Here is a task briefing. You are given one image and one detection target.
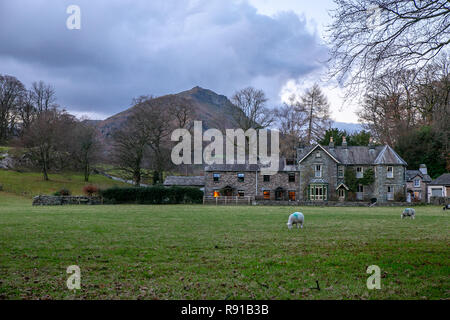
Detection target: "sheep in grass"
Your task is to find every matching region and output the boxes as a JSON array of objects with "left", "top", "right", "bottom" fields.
[
  {"left": 401, "top": 208, "right": 416, "bottom": 219},
  {"left": 287, "top": 212, "right": 304, "bottom": 230}
]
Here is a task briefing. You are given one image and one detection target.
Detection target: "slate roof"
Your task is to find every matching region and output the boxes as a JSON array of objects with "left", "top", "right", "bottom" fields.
[
  {"left": 205, "top": 159, "right": 298, "bottom": 172},
  {"left": 406, "top": 170, "right": 432, "bottom": 182},
  {"left": 298, "top": 144, "right": 407, "bottom": 166},
  {"left": 163, "top": 176, "right": 205, "bottom": 187},
  {"left": 429, "top": 173, "right": 450, "bottom": 186}
]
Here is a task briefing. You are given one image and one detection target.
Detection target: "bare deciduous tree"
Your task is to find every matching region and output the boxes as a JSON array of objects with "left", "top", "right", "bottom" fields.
[
  {"left": 274, "top": 96, "right": 308, "bottom": 158},
  {"left": 0, "top": 75, "right": 25, "bottom": 143},
  {"left": 31, "top": 81, "right": 58, "bottom": 113},
  {"left": 231, "top": 87, "right": 274, "bottom": 131},
  {"left": 20, "top": 109, "right": 76, "bottom": 181},
  {"left": 71, "top": 121, "right": 102, "bottom": 182},
  {"left": 327, "top": 0, "right": 450, "bottom": 91},
  {"left": 112, "top": 113, "right": 150, "bottom": 187}
]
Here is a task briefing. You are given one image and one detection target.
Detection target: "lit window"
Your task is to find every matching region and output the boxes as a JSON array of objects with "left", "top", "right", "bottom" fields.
[
  {"left": 387, "top": 166, "right": 394, "bottom": 178},
  {"left": 263, "top": 190, "right": 270, "bottom": 200},
  {"left": 237, "top": 173, "right": 245, "bottom": 182},
  {"left": 213, "top": 173, "right": 220, "bottom": 182},
  {"left": 315, "top": 165, "right": 322, "bottom": 178},
  {"left": 414, "top": 179, "right": 420, "bottom": 187},
  {"left": 213, "top": 190, "right": 220, "bottom": 198},
  {"left": 288, "top": 191, "right": 296, "bottom": 201},
  {"left": 288, "top": 173, "right": 295, "bottom": 182},
  {"left": 356, "top": 167, "right": 363, "bottom": 179}
]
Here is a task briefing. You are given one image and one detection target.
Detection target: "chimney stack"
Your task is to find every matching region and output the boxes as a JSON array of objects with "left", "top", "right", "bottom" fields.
[
  {"left": 368, "top": 137, "right": 375, "bottom": 149},
  {"left": 419, "top": 164, "right": 428, "bottom": 175},
  {"left": 329, "top": 136, "right": 334, "bottom": 149},
  {"left": 342, "top": 136, "right": 348, "bottom": 148}
]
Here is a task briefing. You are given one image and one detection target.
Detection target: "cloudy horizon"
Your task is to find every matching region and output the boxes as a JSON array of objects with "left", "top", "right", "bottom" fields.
[{"left": 0, "top": 0, "right": 360, "bottom": 123}]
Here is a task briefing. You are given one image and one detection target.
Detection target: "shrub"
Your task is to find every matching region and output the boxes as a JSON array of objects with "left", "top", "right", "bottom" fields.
[
  {"left": 99, "top": 186, "right": 203, "bottom": 204},
  {"left": 83, "top": 185, "right": 99, "bottom": 196},
  {"left": 53, "top": 188, "right": 71, "bottom": 196},
  {"left": 394, "top": 190, "right": 406, "bottom": 202}
]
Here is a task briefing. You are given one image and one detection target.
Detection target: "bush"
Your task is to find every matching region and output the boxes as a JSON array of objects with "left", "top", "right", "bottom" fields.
[
  {"left": 394, "top": 190, "right": 406, "bottom": 202},
  {"left": 99, "top": 186, "right": 204, "bottom": 204},
  {"left": 83, "top": 185, "right": 99, "bottom": 196},
  {"left": 53, "top": 188, "right": 71, "bottom": 196}
]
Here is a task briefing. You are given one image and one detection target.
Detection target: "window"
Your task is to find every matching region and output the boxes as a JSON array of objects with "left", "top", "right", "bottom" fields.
[
  {"left": 288, "top": 191, "right": 296, "bottom": 201},
  {"left": 387, "top": 186, "right": 394, "bottom": 200},
  {"left": 338, "top": 166, "right": 344, "bottom": 178},
  {"left": 213, "top": 173, "right": 220, "bottom": 182},
  {"left": 238, "top": 190, "right": 245, "bottom": 197},
  {"left": 431, "top": 188, "right": 443, "bottom": 197},
  {"left": 414, "top": 179, "right": 420, "bottom": 187},
  {"left": 315, "top": 165, "right": 322, "bottom": 178},
  {"left": 286, "top": 159, "right": 295, "bottom": 165},
  {"left": 288, "top": 173, "right": 295, "bottom": 182},
  {"left": 263, "top": 175, "right": 270, "bottom": 182},
  {"left": 356, "top": 167, "right": 363, "bottom": 179},
  {"left": 237, "top": 173, "right": 245, "bottom": 182},
  {"left": 316, "top": 151, "right": 321, "bottom": 158},
  {"left": 387, "top": 166, "right": 394, "bottom": 178},
  {"left": 263, "top": 190, "right": 270, "bottom": 200},
  {"left": 338, "top": 189, "right": 345, "bottom": 198},
  {"left": 357, "top": 185, "right": 364, "bottom": 193},
  {"left": 213, "top": 190, "right": 220, "bottom": 198}
]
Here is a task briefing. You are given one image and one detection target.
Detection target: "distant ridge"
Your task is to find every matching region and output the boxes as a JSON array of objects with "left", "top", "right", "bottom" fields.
[{"left": 332, "top": 121, "right": 363, "bottom": 133}]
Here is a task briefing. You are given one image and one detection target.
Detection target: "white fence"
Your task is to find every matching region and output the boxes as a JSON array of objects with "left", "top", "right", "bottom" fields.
[{"left": 203, "top": 196, "right": 253, "bottom": 205}]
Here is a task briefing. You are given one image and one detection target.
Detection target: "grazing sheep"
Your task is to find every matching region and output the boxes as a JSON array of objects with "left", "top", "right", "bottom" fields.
[
  {"left": 443, "top": 204, "right": 450, "bottom": 210},
  {"left": 287, "top": 212, "right": 304, "bottom": 230},
  {"left": 401, "top": 208, "right": 416, "bottom": 219}
]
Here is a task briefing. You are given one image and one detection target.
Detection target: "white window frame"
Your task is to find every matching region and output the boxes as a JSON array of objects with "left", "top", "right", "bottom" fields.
[
  {"left": 338, "top": 166, "right": 344, "bottom": 178},
  {"left": 414, "top": 179, "right": 420, "bottom": 187},
  {"left": 315, "top": 165, "right": 322, "bottom": 178},
  {"left": 356, "top": 166, "right": 363, "bottom": 179},
  {"left": 387, "top": 166, "right": 394, "bottom": 178}
]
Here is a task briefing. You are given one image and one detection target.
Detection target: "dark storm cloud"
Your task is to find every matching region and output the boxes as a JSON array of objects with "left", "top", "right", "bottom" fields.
[{"left": 0, "top": 0, "right": 327, "bottom": 118}]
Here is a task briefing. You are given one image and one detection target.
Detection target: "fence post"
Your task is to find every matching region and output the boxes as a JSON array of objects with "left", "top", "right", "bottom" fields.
[{"left": 216, "top": 197, "right": 218, "bottom": 206}]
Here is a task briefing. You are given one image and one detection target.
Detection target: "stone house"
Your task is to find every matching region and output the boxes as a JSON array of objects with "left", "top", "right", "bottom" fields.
[
  {"left": 427, "top": 173, "right": 450, "bottom": 203},
  {"left": 204, "top": 138, "right": 408, "bottom": 203},
  {"left": 297, "top": 138, "right": 407, "bottom": 202},
  {"left": 204, "top": 160, "right": 300, "bottom": 201},
  {"left": 405, "top": 164, "right": 432, "bottom": 202}
]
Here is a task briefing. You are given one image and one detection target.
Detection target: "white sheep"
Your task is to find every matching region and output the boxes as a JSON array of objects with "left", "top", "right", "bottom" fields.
[
  {"left": 287, "top": 212, "right": 304, "bottom": 230},
  {"left": 401, "top": 208, "right": 416, "bottom": 219}
]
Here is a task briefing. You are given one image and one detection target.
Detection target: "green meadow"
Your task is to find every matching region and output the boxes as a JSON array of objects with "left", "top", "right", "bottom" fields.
[{"left": 0, "top": 192, "right": 448, "bottom": 300}]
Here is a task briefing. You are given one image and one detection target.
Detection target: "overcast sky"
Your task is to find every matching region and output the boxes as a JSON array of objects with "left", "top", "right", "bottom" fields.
[{"left": 0, "top": 0, "right": 358, "bottom": 122}]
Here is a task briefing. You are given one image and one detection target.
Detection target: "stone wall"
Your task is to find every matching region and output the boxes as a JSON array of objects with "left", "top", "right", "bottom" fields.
[
  {"left": 204, "top": 171, "right": 300, "bottom": 200},
  {"left": 255, "top": 200, "right": 419, "bottom": 207},
  {"left": 32, "top": 195, "right": 102, "bottom": 206}
]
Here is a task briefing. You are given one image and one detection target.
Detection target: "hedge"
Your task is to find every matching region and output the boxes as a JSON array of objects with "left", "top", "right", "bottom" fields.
[{"left": 99, "top": 186, "right": 203, "bottom": 204}]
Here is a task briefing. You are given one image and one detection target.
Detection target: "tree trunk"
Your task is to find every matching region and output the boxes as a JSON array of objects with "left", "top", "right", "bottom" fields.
[{"left": 84, "top": 162, "right": 90, "bottom": 182}]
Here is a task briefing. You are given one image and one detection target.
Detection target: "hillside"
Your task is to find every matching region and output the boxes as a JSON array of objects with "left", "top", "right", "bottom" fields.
[
  {"left": 0, "top": 170, "right": 129, "bottom": 198},
  {"left": 96, "top": 86, "right": 239, "bottom": 142}
]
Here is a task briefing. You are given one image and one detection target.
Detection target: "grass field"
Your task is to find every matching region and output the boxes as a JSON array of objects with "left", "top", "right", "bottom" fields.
[
  {"left": 0, "top": 192, "right": 448, "bottom": 300},
  {"left": 0, "top": 170, "right": 128, "bottom": 198}
]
